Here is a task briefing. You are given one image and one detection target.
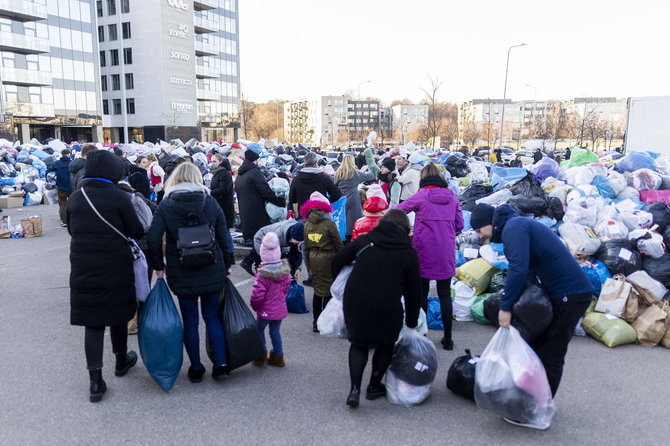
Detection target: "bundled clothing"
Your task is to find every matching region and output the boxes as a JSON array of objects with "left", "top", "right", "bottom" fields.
[
  {"left": 334, "top": 170, "right": 376, "bottom": 237},
  {"left": 351, "top": 185, "right": 388, "bottom": 241},
  {"left": 364, "top": 149, "right": 400, "bottom": 206},
  {"left": 290, "top": 166, "right": 343, "bottom": 218},
  {"left": 210, "top": 159, "right": 235, "bottom": 229}
]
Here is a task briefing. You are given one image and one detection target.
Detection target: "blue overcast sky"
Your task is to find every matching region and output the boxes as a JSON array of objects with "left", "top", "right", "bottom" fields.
[{"left": 239, "top": 0, "right": 669, "bottom": 104}]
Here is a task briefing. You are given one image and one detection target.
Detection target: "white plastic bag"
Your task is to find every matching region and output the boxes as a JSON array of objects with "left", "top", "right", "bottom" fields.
[
  {"left": 542, "top": 177, "right": 571, "bottom": 205},
  {"left": 607, "top": 171, "right": 627, "bottom": 196},
  {"left": 330, "top": 264, "right": 353, "bottom": 301},
  {"left": 316, "top": 298, "right": 346, "bottom": 338},
  {"left": 558, "top": 222, "right": 601, "bottom": 256},
  {"left": 474, "top": 327, "right": 555, "bottom": 430},
  {"left": 629, "top": 228, "right": 666, "bottom": 258},
  {"left": 627, "top": 168, "right": 662, "bottom": 190},
  {"left": 563, "top": 197, "right": 601, "bottom": 228},
  {"left": 476, "top": 189, "right": 512, "bottom": 207},
  {"left": 594, "top": 213, "right": 629, "bottom": 240},
  {"left": 616, "top": 187, "right": 640, "bottom": 201},
  {"left": 620, "top": 210, "right": 653, "bottom": 231},
  {"left": 452, "top": 280, "right": 476, "bottom": 321},
  {"left": 386, "top": 328, "right": 438, "bottom": 407}
]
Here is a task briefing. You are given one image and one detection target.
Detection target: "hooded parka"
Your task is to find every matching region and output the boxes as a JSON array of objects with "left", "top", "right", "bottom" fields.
[{"left": 67, "top": 150, "right": 144, "bottom": 327}]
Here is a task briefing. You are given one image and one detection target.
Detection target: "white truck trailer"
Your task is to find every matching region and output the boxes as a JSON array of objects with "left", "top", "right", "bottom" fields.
[{"left": 624, "top": 96, "right": 670, "bottom": 156}]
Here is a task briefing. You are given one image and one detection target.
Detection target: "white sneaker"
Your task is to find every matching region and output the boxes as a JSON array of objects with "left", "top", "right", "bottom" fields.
[{"left": 503, "top": 417, "right": 550, "bottom": 430}]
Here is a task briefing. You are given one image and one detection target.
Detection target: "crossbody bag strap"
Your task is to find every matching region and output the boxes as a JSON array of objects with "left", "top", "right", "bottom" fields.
[{"left": 81, "top": 187, "right": 129, "bottom": 242}]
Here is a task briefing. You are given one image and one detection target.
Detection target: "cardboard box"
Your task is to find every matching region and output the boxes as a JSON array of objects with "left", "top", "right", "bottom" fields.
[
  {"left": 0, "top": 196, "right": 23, "bottom": 209},
  {"left": 21, "top": 216, "right": 43, "bottom": 237}
]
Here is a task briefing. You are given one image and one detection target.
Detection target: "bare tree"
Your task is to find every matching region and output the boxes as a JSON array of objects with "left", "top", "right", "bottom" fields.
[
  {"left": 584, "top": 113, "right": 605, "bottom": 150},
  {"left": 420, "top": 75, "right": 445, "bottom": 148},
  {"left": 462, "top": 121, "right": 481, "bottom": 147},
  {"left": 240, "top": 93, "right": 256, "bottom": 140},
  {"left": 390, "top": 98, "right": 413, "bottom": 107},
  {"left": 544, "top": 102, "right": 569, "bottom": 148},
  {"left": 574, "top": 104, "right": 600, "bottom": 147}
]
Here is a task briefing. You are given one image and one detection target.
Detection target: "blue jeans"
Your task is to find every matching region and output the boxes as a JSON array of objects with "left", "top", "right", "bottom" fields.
[
  {"left": 257, "top": 318, "right": 283, "bottom": 355},
  {"left": 178, "top": 292, "right": 227, "bottom": 368}
]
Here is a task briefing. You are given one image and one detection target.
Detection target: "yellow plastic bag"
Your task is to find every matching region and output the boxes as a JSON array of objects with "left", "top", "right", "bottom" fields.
[
  {"left": 455, "top": 258, "right": 497, "bottom": 295},
  {"left": 582, "top": 311, "right": 638, "bottom": 348}
]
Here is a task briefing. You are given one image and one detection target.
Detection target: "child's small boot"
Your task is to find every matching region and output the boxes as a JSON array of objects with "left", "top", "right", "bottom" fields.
[
  {"left": 268, "top": 350, "right": 285, "bottom": 367},
  {"left": 252, "top": 350, "right": 268, "bottom": 366}
]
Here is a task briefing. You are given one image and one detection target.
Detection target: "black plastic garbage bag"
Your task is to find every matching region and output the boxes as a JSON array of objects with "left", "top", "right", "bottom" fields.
[
  {"left": 21, "top": 182, "right": 38, "bottom": 193},
  {"left": 594, "top": 239, "right": 642, "bottom": 276},
  {"left": 138, "top": 279, "right": 183, "bottom": 392},
  {"left": 219, "top": 280, "right": 264, "bottom": 370},
  {"left": 663, "top": 226, "right": 670, "bottom": 250},
  {"left": 507, "top": 195, "right": 547, "bottom": 217},
  {"left": 459, "top": 184, "right": 494, "bottom": 211},
  {"left": 447, "top": 349, "right": 479, "bottom": 401},
  {"left": 482, "top": 282, "right": 553, "bottom": 343},
  {"left": 545, "top": 196, "right": 565, "bottom": 221},
  {"left": 389, "top": 329, "right": 438, "bottom": 386},
  {"left": 510, "top": 172, "right": 544, "bottom": 198},
  {"left": 642, "top": 254, "right": 670, "bottom": 288},
  {"left": 643, "top": 202, "right": 670, "bottom": 231}
]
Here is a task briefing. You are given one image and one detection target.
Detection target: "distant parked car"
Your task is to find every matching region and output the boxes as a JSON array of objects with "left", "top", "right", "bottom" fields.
[{"left": 514, "top": 150, "right": 545, "bottom": 166}]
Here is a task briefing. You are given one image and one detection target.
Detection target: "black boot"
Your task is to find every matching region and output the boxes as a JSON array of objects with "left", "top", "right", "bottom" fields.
[
  {"left": 346, "top": 386, "right": 360, "bottom": 408},
  {"left": 366, "top": 371, "right": 387, "bottom": 400},
  {"left": 89, "top": 369, "right": 107, "bottom": 403},
  {"left": 115, "top": 350, "right": 138, "bottom": 377}
]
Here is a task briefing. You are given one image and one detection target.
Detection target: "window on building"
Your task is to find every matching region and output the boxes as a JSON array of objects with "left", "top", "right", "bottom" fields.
[
  {"left": 126, "top": 98, "right": 135, "bottom": 114},
  {"left": 97, "top": 26, "right": 104, "bottom": 42},
  {"left": 125, "top": 73, "right": 134, "bottom": 89},
  {"left": 113, "top": 99, "right": 121, "bottom": 114},
  {"left": 110, "top": 49, "right": 119, "bottom": 65},
  {"left": 96, "top": 0, "right": 103, "bottom": 17},
  {"left": 111, "top": 74, "right": 120, "bottom": 90},
  {"left": 107, "top": 0, "right": 116, "bottom": 15},
  {"left": 108, "top": 24, "right": 117, "bottom": 41},
  {"left": 122, "top": 22, "right": 131, "bottom": 39},
  {"left": 123, "top": 48, "right": 132, "bottom": 65},
  {"left": 99, "top": 50, "right": 106, "bottom": 67},
  {"left": 102, "top": 99, "right": 109, "bottom": 114},
  {"left": 101, "top": 75, "right": 107, "bottom": 91},
  {"left": 121, "top": 0, "right": 130, "bottom": 13}
]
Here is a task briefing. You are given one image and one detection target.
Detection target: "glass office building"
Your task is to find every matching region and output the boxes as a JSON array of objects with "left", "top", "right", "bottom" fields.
[{"left": 0, "top": 0, "right": 102, "bottom": 142}]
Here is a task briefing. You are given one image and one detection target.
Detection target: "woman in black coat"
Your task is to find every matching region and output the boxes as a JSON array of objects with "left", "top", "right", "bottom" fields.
[
  {"left": 147, "top": 162, "right": 234, "bottom": 383},
  {"left": 209, "top": 153, "right": 235, "bottom": 230},
  {"left": 235, "top": 150, "right": 286, "bottom": 272},
  {"left": 331, "top": 209, "right": 422, "bottom": 408},
  {"left": 127, "top": 155, "right": 151, "bottom": 199},
  {"left": 66, "top": 150, "right": 144, "bottom": 403}
]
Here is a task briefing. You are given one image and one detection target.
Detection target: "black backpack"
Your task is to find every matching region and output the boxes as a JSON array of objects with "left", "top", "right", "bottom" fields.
[{"left": 175, "top": 204, "right": 217, "bottom": 268}]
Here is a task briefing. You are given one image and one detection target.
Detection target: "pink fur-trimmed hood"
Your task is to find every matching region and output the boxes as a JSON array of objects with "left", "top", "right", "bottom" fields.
[{"left": 300, "top": 199, "right": 333, "bottom": 219}]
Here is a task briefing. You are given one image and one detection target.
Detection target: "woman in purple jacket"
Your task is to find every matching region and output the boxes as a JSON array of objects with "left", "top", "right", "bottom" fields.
[
  {"left": 250, "top": 232, "right": 292, "bottom": 367},
  {"left": 395, "top": 163, "right": 464, "bottom": 350}
]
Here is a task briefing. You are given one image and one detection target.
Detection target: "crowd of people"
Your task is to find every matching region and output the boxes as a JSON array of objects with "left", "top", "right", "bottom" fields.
[{"left": 59, "top": 139, "right": 591, "bottom": 425}]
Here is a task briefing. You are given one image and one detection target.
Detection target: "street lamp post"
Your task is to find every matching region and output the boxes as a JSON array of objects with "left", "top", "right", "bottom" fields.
[
  {"left": 498, "top": 43, "right": 527, "bottom": 151},
  {"left": 356, "top": 80, "right": 371, "bottom": 145}
]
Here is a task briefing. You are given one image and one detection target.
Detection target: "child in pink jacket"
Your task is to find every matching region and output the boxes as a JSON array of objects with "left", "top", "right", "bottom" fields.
[{"left": 250, "top": 232, "right": 292, "bottom": 367}]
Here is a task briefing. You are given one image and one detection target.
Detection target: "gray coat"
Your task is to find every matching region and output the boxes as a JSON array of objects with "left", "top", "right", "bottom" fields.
[
  {"left": 334, "top": 170, "right": 376, "bottom": 236},
  {"left": 254, "top": 218, "right": 300, "bottom": 254}
]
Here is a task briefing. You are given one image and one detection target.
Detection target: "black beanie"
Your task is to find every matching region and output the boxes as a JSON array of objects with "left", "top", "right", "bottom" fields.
[
  {"left": 382, "top": 157, "right": 396, "bottom": 171},
  {"left": 244, "top": 149, "right": 260, "bottom": 162},
  {"left": 470, "top": 203, "right": 495, "bottom": 230}
]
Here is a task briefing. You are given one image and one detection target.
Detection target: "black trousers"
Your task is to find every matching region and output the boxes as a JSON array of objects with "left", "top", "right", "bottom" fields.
[
  {"left": 348, "top": 343, "right": 395, "bottom": 390},
  {"left": 313, "top": 294, "right": 331, "bottom": 325},
  {"left": 84, "top": 325, "right": 128, "bottom": 370},
  {"left": 530, "top": 293, "right": 591, "bottom": 397},
  {"left": 421, "top": 278, "right": 453, "bottom": 339}
]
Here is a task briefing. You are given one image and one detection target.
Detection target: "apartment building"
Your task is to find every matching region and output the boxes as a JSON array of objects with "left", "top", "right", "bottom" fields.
[
  {"left": 1, "top": 0, "right": 102, "bottom": 142},
  {"left": 96, "top": 0, "right": 240, "bottom": 143},
  {"left": 391, "top": 104, "right": 428, "bottom": 142},
  {"left": 347, "top": 100, "right": 379, "bottom": 144}
]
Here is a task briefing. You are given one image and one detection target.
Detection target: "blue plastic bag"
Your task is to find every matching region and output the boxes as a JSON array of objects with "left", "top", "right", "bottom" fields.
[
  {"left": 462, "top": 210, "right": 472, "bottom": 231},
  {"left": 138, "top": 279, "right": 184, "bottom": 392},
  {"left": 427, "top": 297, "right": 443, "bottom": 330},
  {"left": 489, "top": 166, "right": 527, "bottom": 191},
  {"left": 286, "top": 280, "right": 308, "bottom": 313},
  {"left": 618, "top": 151, "right": 656, "bottom": 173},
  {"left": 455, "top": 249, "right": 466, "bottom": 268},
  {"left": 581, "top": 260, "right": 611, "bottom": 296},
  {"left": 331, "top": 196, "right": 347, "bottom": 241},
  {"left": 591, "top": 175, "right": 615, "bottom": 200}
]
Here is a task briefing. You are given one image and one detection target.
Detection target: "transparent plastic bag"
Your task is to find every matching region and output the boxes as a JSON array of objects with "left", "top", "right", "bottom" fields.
[
  {"left": 386, "top": 328, "right": 438, "bottom": 407},
  {"left": 620, "top": 209, "right": 653, "bottom": 231},
  {"left": 316, "top": 297, "right": 346, "bottom": 338},
  {"left": 563, "top": 197, "right": 601, "bottom": 228},
  {"left": 330, "top": 264, "right": 353, "bottom": 301},
  {"left": 558, "top": 222, "right": 601, "bottom": 256},
  {"left": 608, "top": 171, "right": 627, "bottom": 196},
  {"left": 474, "top": 327, "right": 555, "bottom": 429},
  {"left": 628, "top": 168, "right": 662, "bottom": 191}
]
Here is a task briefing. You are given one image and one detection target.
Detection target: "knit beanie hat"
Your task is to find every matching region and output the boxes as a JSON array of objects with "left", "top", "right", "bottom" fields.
[
  {"left": 289, "top": 221, "right": 304, "bottom": 241},
  {"left": 408, "top": 152, "right": 422, "bottom": 165},
  {"left": 300, "top": 191, "right": 333, "bottom": 219},
  {"left": 260, "top": 232, "right": 281, "bottom": 263},
  {"left": 309, "top": 191, "right": 329, "bottom": 204},
  {"left": 470, "top": 203, "right": 495, "bottom": 230},
  {"left": 382, "top": 157, "right": 396, "bottom": 171},
  {"left": 244, "top": 149, "right": 260, "bottom": 162}
]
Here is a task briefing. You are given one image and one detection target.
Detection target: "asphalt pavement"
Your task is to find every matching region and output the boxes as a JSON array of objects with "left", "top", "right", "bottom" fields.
[{"left": 1, "top": 204, "right": 669, "bottom": 445}]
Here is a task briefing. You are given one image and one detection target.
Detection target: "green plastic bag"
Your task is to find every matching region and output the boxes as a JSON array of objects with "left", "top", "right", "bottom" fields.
[
  {"left": 566, "top": 147, "right": 599, "bottom": 168},
  {"left": 470, "top": 293, "right": 492, "bottom": 325},
  {"left": 487, "top": 271, "right": 505, "bottom": 293},
  {"left": 456, "top": 258, "right": 498, "bottom": 295},
  {"left": 582, "top": 311, "right": 638, "bottom": 348}
]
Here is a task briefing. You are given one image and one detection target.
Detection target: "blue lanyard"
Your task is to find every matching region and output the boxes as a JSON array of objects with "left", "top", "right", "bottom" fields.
[{"left": 83, "top": 177, "right": 114, "bottom": 184}]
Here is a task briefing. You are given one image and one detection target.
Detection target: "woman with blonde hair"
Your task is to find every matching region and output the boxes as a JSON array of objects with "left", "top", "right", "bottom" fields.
[
  {"left": 334, "top": 154, "right": 376, "bottom": 242},
  {"left": 147, "top": 162, "right": 234, "bottom": 382}
]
